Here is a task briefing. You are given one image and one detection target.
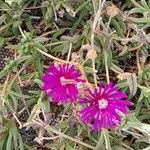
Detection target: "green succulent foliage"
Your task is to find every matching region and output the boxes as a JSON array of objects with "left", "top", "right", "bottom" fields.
[
  {"left": 20, "top": 33, "right": 35, "bottom": 55},
  {"left": 129, "top": 0, "right": 150, "bottom": 17},
  {"left": 110, "top": 15, "right": 126, "bottom": 37},
  {"left": 0, "top": 120, "right": 24, "bottom": 150},
  {"left": 0, "top": 0, "right": 34, "bottom": 36},
  {"left": 138, "top": 65, "right": 150, "bottom": 83},
  {"left": 139, "top": 86, "right": 150, "bottom": 108},
  {"left": 0, "top": 55, "right": 31, "bottom": 79},
  {"left": 128, "top": 0, "right": 150, "bottom": 28},
  {"left": 19, "top": 32, "right": 48, "bottom": 77},
  {"left": 123, "top": 114, "right": 150, "bottom": 149},
  {"left": 0, "top": 0, "right": 150, "bottom": 150}
]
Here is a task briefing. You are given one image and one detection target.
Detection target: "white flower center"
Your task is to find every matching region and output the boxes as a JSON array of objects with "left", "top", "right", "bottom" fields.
[
  {"left": 77, "top": 81, "right": 83, "bottom": 89},
  {"left": 98, "top": 99, "right": 108, "bottom": 109}
]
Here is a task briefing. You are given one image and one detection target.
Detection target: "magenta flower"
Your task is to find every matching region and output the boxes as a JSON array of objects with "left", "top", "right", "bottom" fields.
[
  {"left": 79, "top": 82, "right": 133, "bottom": 131},
  {"left": 42, "top": 64, "right": 84, "bottom": 104}
]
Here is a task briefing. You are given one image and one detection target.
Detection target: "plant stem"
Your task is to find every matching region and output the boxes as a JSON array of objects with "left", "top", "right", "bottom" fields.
[
  {"left": 91, "top": 0, "right": 106, "bottom": 87},
  {"left": 92, "top": 59, "right": 97, "bottom": 86},
  {"left": 36, "top": 47, "right": 69, "bottom": 64},
  {"left": 36, "top": 47, "right": 89, "bottom": 83},
  {"left": 32, "top": 119, "right": 95, "bottom": 149},
  {"left": 104, "top": 50, "right": 110, "bottom": 84},
  {"left": 103, "top": 128, "right": 111, "bottom": 150},
  {"left": 67, "top": 43, "right": 72, "bottom": 61}
]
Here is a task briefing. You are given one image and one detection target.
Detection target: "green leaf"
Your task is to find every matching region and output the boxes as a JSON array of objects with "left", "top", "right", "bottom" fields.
[
  {"left": 9, "top": 90, "right": 31, "bottom": 98},
  {"left": 34, "top": 79, "right": 43, "bottom": 87},
  {"left": 46, "top": 143, "right": 63, "bottom": 149},
  {"left": 127, "top": 73, "right": 137, "bottom": 96},
  {"left": 12, "top": 20, "right": 21, "bottom": 36},
  {"left": 84, "top": 66, "right": 93, "bottom": 74},
  {"left": 141, "top": 0, "right": 149, "bottom": 9},
  {"left": 0, "top": 65, "right": 11, "bottom": 78},
  {"left": 110, "top": 63, "right": 124, "bottom": 74},
  {"left": 12, "top": 126, "right": 18, "bottom": 149},
  {"left": 95, "top": 131, "right": 104, "bottom": 150},
  {"left": 128, "top": 17, "right": 150, "bottom": 23},
  {"left": 24, "top": 18, "right": 34, "bottom": 33},
  {"left": 112, "top": 146, "right": 126, "bottom": 150},
  {"left": 40, "top": 101, "right": 50, "bottom": 112},
  {"left": 72, "top": 9, "right": 87, "bottom": 30},
  {"left": 6, "top": 132, "right": 13, "bottom": 150},
  {"left": 18, "top": 133, "right": 24, "bottom": 150},
  {"left": 52, "top": 29, "right": 65, "bottom": 41},
  {"left": 52, "top": 43, "right": 67, "bottom": 53},
  {"left": 111, "top": 17, "right": 124, "bottom": 37},
  {"left": 55, "top": 121, "right": 68, "bottom": 129},
  {"left": 0, "top": 134, "right": 7, "bottom": 150},
  {"left": 0, "top": 14, "right": 6, "bottom": 26},
  {"left": 148, "top": 0, "right": 150, "bottom": 7},
  {"left": 75, "top": 0, "right": 90, "bottom": 14},
  {"left": 62, "top": 3, "right": 75, "bottom": 17},
  {"left": 0, "top": 37, "right": 4, "bottom": 47},
  {"left": 9, "top": 94, "right": 18, "bottom": 112},
  {"left": 116, "top": 15, "right": 126, "bottom": 34},
  {"left": 46, "top": 5, "right": 53, "bottom": 22},
  {"left": 128, "top": 8, "right": 146, "bottom": 15},
  {"left": 65, "top": 142, "right": 74, "bottom": 150},
  {"left": 118, "top": 45, "right": 128, "bottom": 56}
]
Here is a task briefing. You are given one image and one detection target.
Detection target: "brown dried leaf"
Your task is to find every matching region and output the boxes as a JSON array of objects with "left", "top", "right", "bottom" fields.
[
  {"left": 82, "top": 44, "right": 91, "bottom": 50},
  {"left": 82, "top": 44, "right": 97, "bottom": 60},
  {"left": 107, "top": 5, "right": 119, "bottom": 17},
  {"left": 71, "top": 52, "right": 80, "bottom": 62},
  {"left": 86, "top": 49, "right": 97, "bottom": 60},
  {"left": 117, "top": 72, "right": 131, "bottom": 80},
  {"left": 111, "top": 63, "right": 124, "bottom": 74},
  {"left": 136, "top": 49, "right": 148, "bottom": 70},
  {"left": 117, "top": 72, "right": 137, "bottom": 96},
  {"left": 127, "top": 73, "right": 137, "bottom": 96}
]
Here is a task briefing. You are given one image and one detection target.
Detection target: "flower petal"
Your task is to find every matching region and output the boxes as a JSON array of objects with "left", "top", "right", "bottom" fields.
[{"left": 79, "top": 82, "right": 132, "bottom": 131}]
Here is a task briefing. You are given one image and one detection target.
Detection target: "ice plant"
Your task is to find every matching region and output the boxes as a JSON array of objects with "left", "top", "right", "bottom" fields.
[
  {"left": 79, "top": 82, "right": 133, "bottom": 131},
  {"left": 42, "top": 64, "right": 84, "bottom": 104}
]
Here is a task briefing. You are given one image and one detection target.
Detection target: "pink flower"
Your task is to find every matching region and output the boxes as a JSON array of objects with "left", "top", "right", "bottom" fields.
[
  {"left": 79, "top": 82, "right": 133, "bottom": 131},
  {"left": 42, "top": 64, "right": 84, "bottom": 104}
]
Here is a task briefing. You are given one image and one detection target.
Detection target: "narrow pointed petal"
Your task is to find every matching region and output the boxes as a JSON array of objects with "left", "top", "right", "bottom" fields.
[
  {"left": 79, "top": 82, "right": 132, "bottom": 131},
  {"left": 42, "top": 63, "right": 85, "bottom": 104}
]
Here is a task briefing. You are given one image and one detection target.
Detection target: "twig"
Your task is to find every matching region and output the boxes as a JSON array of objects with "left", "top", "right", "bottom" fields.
[
  {"left": 13, "top": 113, "right": 22, "bottom": 129},
  {"left": 92, "top": 0, "right": 97, "bottom": 15},
  {"left": 67, "top": 43, "right": 72, "bottom": 61},
  {"left": 36, "top": 47, "right": 69, "bottom": 64},
  {"left": 104, "top": 50, "right": 110, "bottom": 84},
  {"left": 103, "top": 129, "right": 111, "bottom": 150},
  {"left": 0, "top": 74, "right": 10, "bottom": 97},
  {"left": 91, "top": 0, "right": 106, "bottom": 86},
  {"left": 106, "top": 16, "right": 112, "bottom": 35},
  {"left": 36, "top": 48, "right": 89, "bottom": 83},
  {"left": 19, "top": 26, "right": 26, "bottom": 39},
  {"left": 109, "top": 136, "right": 134, "bottom": 150},
  {"left": 129, "top": 43, "right": 143, "bottom": 51},
  {"left": 131, "top": 0, "right": 143, "bottom": 8},
  {"left": 103, "top": 130, "right": 109, "bottom": 150},
  {"left": 92, "top": 59, "right": 97, "bottom": 86},
  {"left": 7, "top": 67, "right": 26, "bottom": 93},
  {"left": 51, "top": 0, "right": 58, "bottom": 21},
  {"left": 32, "top": 119, "right": 95, "bottom": 150},
  {"left": 42, "top": 136, "right": 60, "bottom": 140}
]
